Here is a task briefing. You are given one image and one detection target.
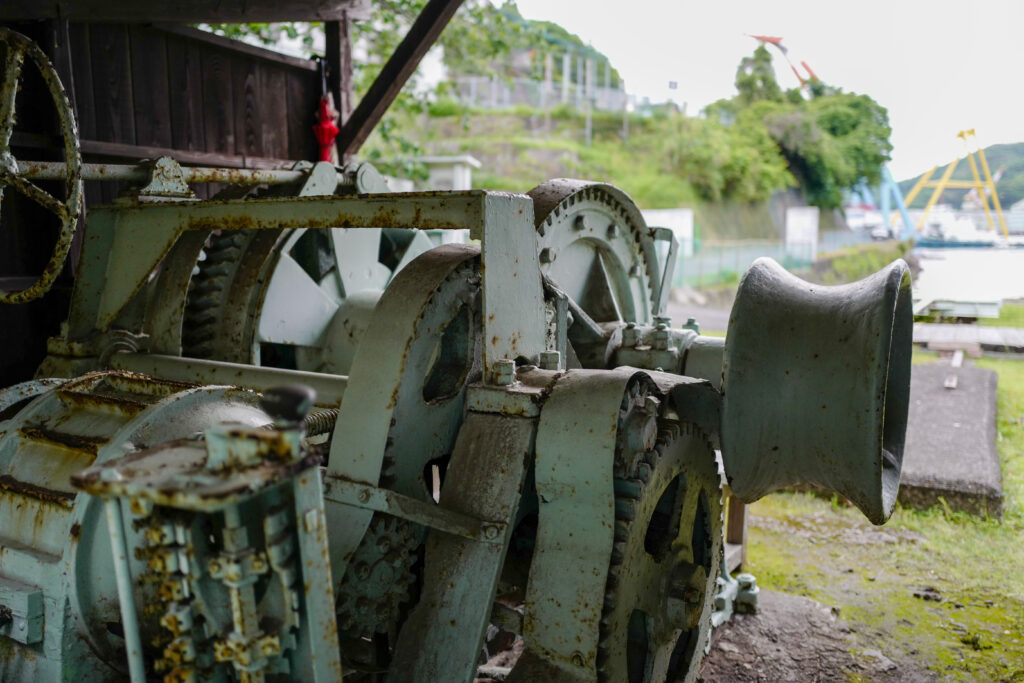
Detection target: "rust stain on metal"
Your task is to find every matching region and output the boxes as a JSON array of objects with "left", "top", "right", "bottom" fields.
[
  {"left": 19, "top": 426, "right": 108, "bottom": 454},
  {"left": 0, "top": 474, "right": 74, "bottom": 508}
]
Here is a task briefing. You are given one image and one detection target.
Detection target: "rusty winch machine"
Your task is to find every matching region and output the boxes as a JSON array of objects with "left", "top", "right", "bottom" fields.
[{"left": 0, "top": 28, "right": 913, "bottom": 682}]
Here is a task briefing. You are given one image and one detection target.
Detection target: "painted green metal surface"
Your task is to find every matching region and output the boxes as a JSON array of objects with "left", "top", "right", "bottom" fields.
[
  {"left": 0, "top": 34, "right": 916, "bottom": 677},
  {"left": 721, "top": 257, "right": 914, "bottom": 524}
]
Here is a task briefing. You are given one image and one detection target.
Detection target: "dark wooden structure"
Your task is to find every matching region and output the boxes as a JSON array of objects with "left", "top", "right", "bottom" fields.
[{"left": 0, "top": 0, "right": 464, "bottom": 386}]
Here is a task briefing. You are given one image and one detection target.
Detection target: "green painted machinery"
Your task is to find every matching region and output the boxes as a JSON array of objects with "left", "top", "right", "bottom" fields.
[{"left": 0, "top": 28, "right": 913, "bottom": 682}]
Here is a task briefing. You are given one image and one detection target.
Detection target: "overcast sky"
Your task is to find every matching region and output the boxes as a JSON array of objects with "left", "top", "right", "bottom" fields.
[{"left": 509, "top": 0, "right": 1024, "bottom": 180}]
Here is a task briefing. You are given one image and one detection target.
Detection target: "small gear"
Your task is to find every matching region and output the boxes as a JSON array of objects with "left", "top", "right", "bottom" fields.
[
  {"left": 597, "top": 420, "right": 724, "bottom": 683},
  {"left": 335, "top": 516, "right": 420, "bottom": 638}
]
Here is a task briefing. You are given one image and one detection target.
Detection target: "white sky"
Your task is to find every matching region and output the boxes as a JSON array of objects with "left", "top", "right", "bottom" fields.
[{"left": 508, "top": 0, "right": 1024, "bottom": 180}]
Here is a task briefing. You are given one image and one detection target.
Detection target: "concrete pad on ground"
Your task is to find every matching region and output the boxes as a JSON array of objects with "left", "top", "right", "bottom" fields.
[{"left": 899, "top": 360, "right": 1002, "bottom": 516}]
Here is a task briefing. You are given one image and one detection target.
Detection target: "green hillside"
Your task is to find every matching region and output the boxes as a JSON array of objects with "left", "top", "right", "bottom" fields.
[{"left": 897, "top": 141, "right": 1024, "bottom": 210}]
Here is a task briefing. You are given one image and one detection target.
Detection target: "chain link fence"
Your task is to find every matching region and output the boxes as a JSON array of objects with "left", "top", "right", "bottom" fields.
[{"left": 672, "top": 230, "right": 873, "bottom": 288}]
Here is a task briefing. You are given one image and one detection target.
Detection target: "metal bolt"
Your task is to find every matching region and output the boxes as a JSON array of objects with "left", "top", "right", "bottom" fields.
[
  {"left": 493, "top": 359, "right": 516, "bottom": 386},
  {"left": 607, "top": 223, "right": 619, "bottom": 238},
  {"left": 654, "top": 315, "right": 671, "bottom": 327},
  {"left": 653, "top": 327, "right": 670, "bottom": 351},
  {"left": 376, "top": 535, "right": 392, "bottom": 553},
  {"left": 355, "top": 563, "right": 371, "bottom": 580},
  {"left": 483, "top": 524, "right": 500, "bottom": 540},
  {"left": 573, "top": 214, "right": 593, "bottom": 231},
  {"left": 358, "top": 489, "right": 371, "bottom": 503},
  {"left": 737, "top": 573, "right": 756, "bottom": 590},
  {"left": 539, "top": 248, "right": 556, "bottom": 264},
  {"left": 539, "top": 350, "right": 561, "bottom": 370},
  {"left": 571, "top": 652, "right": 585, "bottom": 667}
]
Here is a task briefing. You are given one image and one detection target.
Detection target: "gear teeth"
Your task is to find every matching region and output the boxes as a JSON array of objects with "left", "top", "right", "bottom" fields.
[
  {"left": 609, "top": 541, "right": 626, "bottom": 565},
  {"left": 614, "top": 498, "right": 636, "bottom": 521},
  {"left": 613, "top": 478, "right": 643, "bottom": 501},
  {"left": 599, "top": 417, "right": 724, "bottom": 681}
]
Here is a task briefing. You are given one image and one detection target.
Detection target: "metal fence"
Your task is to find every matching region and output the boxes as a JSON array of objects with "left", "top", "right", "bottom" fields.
[
  {"left": 452, "top": 76, "right": 627, "bottom": 112},
  {"left": 672, "top": 230, "right": 873, "bottom": 288}
]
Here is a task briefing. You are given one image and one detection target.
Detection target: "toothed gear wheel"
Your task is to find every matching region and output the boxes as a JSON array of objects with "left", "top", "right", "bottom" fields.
[
  {"left": 335, "top": 516, "right": 420, "bottom": 637},
  {"left": 528, "top": 179, "right": 661, "bottom": 326},
  {"left": 182, "top": 231, "right": 252, "bottom": 359},
  {"left": 597, "top": 419, "right": 724, "bottom": 683}
]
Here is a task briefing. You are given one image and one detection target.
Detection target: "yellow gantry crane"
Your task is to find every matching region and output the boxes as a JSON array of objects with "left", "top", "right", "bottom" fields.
[{"left": 903, "top": 129, "right": 1009, "bottom": 237}]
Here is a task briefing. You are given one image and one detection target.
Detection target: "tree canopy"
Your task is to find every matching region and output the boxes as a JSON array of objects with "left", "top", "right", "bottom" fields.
[{"left": 694, "top": 47, "right": 892, "bottom": 208}]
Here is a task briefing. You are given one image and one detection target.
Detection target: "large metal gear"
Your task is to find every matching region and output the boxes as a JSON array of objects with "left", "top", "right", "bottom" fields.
[
  {"left": 335, "top": 515, "right": 420, "bottom": 638},
  {"left": 325, "top": 245, "right": 483, "bottom": 650},
  {"left": 597, "top": 417, "right": 723, "bottom": 683},
  {"left": 182, "top": 226, "right": 434, "bottom": 373},
  {"left": 528, "top": 179, "right": 662, "bottom": 326}
]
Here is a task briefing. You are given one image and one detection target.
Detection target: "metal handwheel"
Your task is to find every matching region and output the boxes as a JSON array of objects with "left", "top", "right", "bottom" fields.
[{"left": 0, "top": 28, "right": 83, "bottom": 303}]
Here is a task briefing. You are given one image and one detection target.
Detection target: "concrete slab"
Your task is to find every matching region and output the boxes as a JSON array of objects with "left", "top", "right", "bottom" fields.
[
  {"left": 899, "top": 361, "right": 1002, "bottom": 516},
  {"left": 914, "top": 323, "right": 1024, "bottom": 354}
]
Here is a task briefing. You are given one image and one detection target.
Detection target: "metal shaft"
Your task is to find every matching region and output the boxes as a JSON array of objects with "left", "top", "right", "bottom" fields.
[
  {"left": 109, "top": 353, "right": 348, "bottom": 407},
  {"left": 15, "top": 160, "right": 311, "bottom": 185},
  {"left": 104, "top": 499, "right": 147, "bottom": 683}
]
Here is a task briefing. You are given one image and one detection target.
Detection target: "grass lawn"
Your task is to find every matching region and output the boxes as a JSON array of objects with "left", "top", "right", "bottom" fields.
[
  {"left": 980, "top": 303, "right": 1024, "bottom": 329},
  {"left": 742, "top": 352, "right": 1024, "bottom": 680}
]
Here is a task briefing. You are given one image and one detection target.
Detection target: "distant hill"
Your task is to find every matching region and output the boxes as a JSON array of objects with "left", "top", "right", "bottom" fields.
[{"left": 898, "top": 142, "right": 1024, "bottom": 210}]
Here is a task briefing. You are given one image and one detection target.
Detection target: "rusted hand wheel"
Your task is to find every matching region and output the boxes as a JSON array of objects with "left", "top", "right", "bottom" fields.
[{"left": 0, "top": 28, "right": 82, "bottom": 303}]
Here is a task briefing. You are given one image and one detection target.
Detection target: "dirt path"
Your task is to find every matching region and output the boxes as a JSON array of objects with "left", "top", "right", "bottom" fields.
[{"left": 700, "top": 590, "right": 938, "bottom": 682}]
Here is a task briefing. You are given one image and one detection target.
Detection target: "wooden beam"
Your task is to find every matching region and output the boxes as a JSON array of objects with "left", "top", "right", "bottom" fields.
[
  {"left": 324, "top": 16, "right": 355, "bottom": 126},
  {"left": 725, "top": 492, "right": 747, "bottom": 571},
  {"left": 155, "top": 24, "right": 317, "bottom": 72},
  {"left": 12, "top": 132, "right": 296, "bottom": 169},
  {"left": 339, "top": 0, "right": 463, "bottom": 159},
  {"left": 0, "top": 0, "right": 371, "bottom": 23}
]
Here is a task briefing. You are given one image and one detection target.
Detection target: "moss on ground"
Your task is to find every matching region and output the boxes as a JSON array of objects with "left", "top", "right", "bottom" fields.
[{"left": 744, "top": 354, "right": 1024, "bottom": 681}]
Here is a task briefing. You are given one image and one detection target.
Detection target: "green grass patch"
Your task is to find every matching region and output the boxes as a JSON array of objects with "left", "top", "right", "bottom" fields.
[
  {"left": 807, "top": 240, "right": 913, "bottom": 286},
  {"left": 979, "top": 302, "right": 1024, "bottom": 328},
  {"left": 745, "top": 354, "right": 1024, "bottom": 680}
]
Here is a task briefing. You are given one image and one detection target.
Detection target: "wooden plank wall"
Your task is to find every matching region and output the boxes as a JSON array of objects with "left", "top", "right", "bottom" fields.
[
  {"left": 65, "top": 23, "right": 320, "bottom": 202},
  {"left": 0, "top": 23, "right": 322, "bottom": 385}
]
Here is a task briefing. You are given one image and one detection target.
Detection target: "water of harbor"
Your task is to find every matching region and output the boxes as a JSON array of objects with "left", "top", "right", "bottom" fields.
[{"left": 912, "top": 247, "right": 1024, "bottom": 305}]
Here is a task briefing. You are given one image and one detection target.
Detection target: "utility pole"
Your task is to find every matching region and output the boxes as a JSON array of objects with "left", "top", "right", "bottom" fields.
[{"left": 585, "top": 58, "right": 594, "bottom": 147}]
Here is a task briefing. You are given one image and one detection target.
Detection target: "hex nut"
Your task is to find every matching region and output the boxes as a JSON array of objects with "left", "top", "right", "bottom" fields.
[
  {"left": 539, "top": 350, "right": 561, "bottom": 370},
  {"left": 493, "top": 359, "right": 516, "bottom": 386}
]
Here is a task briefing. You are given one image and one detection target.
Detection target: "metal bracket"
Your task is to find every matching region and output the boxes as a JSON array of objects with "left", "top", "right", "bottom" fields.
[
  {"left": 322, "top": 475, "right": 505, "bottom": 544},
  {"left": 0, "top": 577, "right": 43, "bottom": 645},
  {"left": 650, "top": 226, "right": 679, "bottom": 316},
  {"left": 132, "top": 157, "right": 197, "bottom": 202}
]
